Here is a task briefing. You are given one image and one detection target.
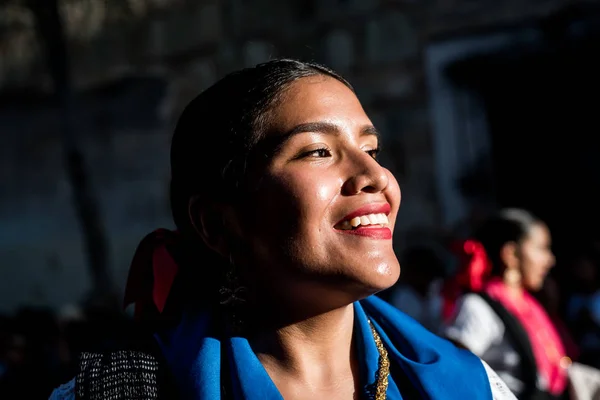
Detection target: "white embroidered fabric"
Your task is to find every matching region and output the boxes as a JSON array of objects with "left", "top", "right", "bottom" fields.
[
  {"left": 482, "top": 360, "right": 519, "bottom": 400},
  {"left": 49, "top": 361, "right": 516, "bottom": 400}
]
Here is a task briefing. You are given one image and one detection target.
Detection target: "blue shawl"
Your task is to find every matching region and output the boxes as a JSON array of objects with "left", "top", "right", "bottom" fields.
[{"left": 155, "top": 296, "right": 492, "bottom": 399}]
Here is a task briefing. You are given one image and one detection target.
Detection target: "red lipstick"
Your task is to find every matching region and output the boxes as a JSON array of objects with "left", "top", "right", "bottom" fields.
[
  {"left": 335, "top": 203, "right": 392, "bottom": 240},
  {"left": 339, "top": 227, "right": 392, "bottom": 239}
]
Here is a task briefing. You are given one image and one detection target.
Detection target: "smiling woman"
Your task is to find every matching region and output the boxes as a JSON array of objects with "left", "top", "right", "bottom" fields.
[{"left": 49, "top": 59, "right": 516, "bottom": 400}]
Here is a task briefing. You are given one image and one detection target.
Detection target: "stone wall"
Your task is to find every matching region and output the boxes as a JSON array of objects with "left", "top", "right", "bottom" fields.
[{"left": 0, "top": 0, "right": 584, "bottom": 311}]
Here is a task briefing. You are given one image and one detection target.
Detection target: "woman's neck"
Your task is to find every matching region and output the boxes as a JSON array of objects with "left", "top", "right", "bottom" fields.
[
  {"left": 250, "top": 303, "right": 358, "bottom": 392},
  {"left": 491, "top": 277, "right": 526, "bottom": 307},
  {"left": 503, "top": 281, "right": 525, "bottom": 299}
]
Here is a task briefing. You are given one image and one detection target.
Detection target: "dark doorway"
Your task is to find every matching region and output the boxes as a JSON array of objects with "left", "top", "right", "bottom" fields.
[{"left": 447, "top": 13, "right": 600, "bottom": 257}]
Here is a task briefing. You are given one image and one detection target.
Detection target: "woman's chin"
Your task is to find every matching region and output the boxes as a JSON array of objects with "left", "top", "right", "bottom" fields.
[
  {"left": 354, "top": 262, "right": 401, "bottom": 294},
  {"left": 525, "top": 281, "right": 544, "bottom": 292}
]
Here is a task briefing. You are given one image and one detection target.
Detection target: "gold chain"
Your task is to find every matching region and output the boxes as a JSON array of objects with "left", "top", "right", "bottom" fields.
[{"left": 368, "top": 320, "right": 390, "bottom": 400}]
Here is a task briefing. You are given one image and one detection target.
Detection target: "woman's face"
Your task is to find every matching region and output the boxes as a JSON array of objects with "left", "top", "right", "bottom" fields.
[
  {"left": 234, "top": 75, "right": 401, "bottom": 312},
  {"left": 519, "top": 223, "right": 555, "bottom": 291}
]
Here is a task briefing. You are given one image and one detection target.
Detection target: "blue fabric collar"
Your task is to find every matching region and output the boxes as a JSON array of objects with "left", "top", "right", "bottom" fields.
[{"left": 156, "top": 296, "right": 492, "bottom": 399}]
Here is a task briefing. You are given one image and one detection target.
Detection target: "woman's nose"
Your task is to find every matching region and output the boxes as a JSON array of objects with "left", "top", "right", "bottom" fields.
[{"left": 341, "top": 151, "right": 389, "bottom": 195}]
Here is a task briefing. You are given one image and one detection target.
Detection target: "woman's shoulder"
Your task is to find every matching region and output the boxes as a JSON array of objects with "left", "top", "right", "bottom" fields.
[
  {"left": 47, "top": 333, "right": 176, "bottom": 400},
  {"left": 47, "top": 348, "right": 164, "bottom": 400},
  {"left": 48, "top": 378, "right": 75, "bottom": 400},
  {"left": 363, "top": 296, "right": 517, "bottom": 399},
  {"left": 444, "top": 293, "right": 506, "bottom": 355},
  {"left": 450, "top": 293, "right": 505, "bottom": 328},
  {"left": 457, "top": 292, "right": 498, "bottom": 312}
]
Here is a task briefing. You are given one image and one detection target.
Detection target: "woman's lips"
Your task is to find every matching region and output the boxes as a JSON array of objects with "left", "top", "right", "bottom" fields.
[
  {"left": 337, "top": 226, "right": 392, "bottom": 240},
  {"left": 334, "top": 202, "right": 392, "bottom": 239},
  {"left": 336, "top": 203, "right": 391, "bottom": 225}
]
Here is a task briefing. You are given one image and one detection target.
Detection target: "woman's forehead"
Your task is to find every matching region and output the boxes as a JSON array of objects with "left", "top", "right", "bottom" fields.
[
  {"left": 526, "top": 223, "right": 550, "bottom": 243},
  {"left": 267, "top": 76, "right": 372, "bottom": 134}
]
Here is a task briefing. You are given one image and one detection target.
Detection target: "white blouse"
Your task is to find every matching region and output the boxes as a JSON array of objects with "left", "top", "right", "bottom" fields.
[{"left": 445, "top": 293, "right": 546, "bottom": 396}]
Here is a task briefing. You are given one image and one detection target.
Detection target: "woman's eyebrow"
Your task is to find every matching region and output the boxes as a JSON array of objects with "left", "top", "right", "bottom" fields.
[{"left": 282, "top": 121, "right": 380, "bottom": 141}]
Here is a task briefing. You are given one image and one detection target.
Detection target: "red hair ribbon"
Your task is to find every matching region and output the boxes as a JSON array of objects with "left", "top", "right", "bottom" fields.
[
  {"left": 457, "top": 240, "right": 492, "bottom": 292},
  {"left": 123, "top": 229, "right": 181, "bottom": 319},
  {"left": 441, "top": 239, "right": 492, "bottom": 322}
]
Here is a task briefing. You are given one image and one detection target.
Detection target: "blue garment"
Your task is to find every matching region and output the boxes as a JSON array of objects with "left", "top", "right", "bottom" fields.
[{"left": 155, "top": 296, "right": 493, "bottom": 399}]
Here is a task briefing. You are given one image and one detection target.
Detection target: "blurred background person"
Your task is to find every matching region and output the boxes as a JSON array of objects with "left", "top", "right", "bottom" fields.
[{"left": 443, "top": 209, "right": 569, "bottom": 399}]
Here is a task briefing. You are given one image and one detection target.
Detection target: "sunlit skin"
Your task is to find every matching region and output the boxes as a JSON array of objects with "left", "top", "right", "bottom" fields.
[{"left": 217, "top": 75, "right": 402, "bottom": 399}]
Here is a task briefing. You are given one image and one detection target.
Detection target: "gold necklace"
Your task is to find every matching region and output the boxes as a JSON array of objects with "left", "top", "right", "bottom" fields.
[{"left": 368, "top": 320, "right": 390, "bottom": 400}]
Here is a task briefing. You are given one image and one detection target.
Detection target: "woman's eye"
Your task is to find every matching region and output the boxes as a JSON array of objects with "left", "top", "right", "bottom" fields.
[
  {"left": 302, "top": 148, "right": 331, "bottom": 158},
  {"left": 366, "top": 148, "right": 380, "bottom": 159}
]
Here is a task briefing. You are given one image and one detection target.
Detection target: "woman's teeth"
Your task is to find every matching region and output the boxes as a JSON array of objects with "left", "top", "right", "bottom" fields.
[{"left": 339, "top": 213, "right": 389, "bottom": 230}]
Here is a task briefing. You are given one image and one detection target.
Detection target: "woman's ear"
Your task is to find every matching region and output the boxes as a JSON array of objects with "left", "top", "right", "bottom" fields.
[
  {"left": 188, "top": 196, "right": 230, "bottom": 259},
  {"left": 500, "top": 241, "right": 520, "bottom": 271}
]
